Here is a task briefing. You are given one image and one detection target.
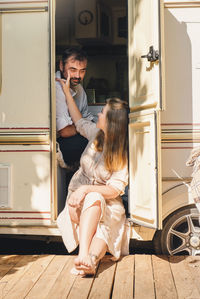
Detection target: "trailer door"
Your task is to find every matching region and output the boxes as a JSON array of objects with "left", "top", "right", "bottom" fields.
[
  {"left": 128, "top": 0, "right": 165, "bottom": 229},
  {"left": 0, "top": 0, "right": 56, "bottom": 227}
]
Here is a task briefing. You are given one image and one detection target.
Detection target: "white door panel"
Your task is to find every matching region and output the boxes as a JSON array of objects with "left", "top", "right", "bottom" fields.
[
  {"left": 0, "top": 1, "right": 54, "bottom": 228},
  {"left": 0, "top": 5, "right": 49, "bottom": 128},
  {"left": 128, "top": 0, "right": 165, "bottom": 111},
  {"left": 0, "top": 145, "right": 51, "bottom": 226},
  {"left": 129, "top": 111, "right": 161, "bottom": 228},
  {"left": 128, "top": 0, "right": 164, "bottom": 229}
]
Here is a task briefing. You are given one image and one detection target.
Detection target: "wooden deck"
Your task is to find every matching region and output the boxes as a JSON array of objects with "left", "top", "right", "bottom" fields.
[{"left": 0, "top": 254, "right": 200, "bottom": 299}]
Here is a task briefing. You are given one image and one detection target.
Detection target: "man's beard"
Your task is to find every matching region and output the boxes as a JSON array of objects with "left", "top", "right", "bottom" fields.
[
  {"left": 60, "top": 71, "right": 81, "bottom": 87},
  {"left": 70, "top": 77, "right": 81, "bottom": 86}
]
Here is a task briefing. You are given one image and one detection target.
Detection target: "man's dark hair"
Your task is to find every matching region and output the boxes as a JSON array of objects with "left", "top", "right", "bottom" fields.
[{"left": 62, "top": 48, "right": 87, "bottom": 66}]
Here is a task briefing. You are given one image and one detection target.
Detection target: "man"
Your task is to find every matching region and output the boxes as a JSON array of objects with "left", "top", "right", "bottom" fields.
[{"left": 56, "top": 48, "right": 93, "bottom": 169}]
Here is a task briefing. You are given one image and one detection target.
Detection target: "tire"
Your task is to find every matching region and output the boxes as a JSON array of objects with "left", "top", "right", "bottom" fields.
[
  {"left": 153, "top": 206, "right": 200, "bottom": 256},
  {"left": 153, "top": 229, "right": 162, "bottom": 254}
]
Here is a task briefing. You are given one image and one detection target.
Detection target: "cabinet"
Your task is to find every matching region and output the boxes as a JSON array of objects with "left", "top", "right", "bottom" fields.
[{"left": 112, "top": 7, "right": 127, "bottom": 45}]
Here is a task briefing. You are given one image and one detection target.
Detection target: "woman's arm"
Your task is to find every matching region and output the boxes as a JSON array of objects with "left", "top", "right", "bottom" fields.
[
  {"left": 56, "top": 72, "right": 82, "bottom": 123},
  {"left": 68, "top": 185, "right": 120, "bottom": 208},
  {"left": 83, "top": 185, "right": 120, "bottom": 199}
]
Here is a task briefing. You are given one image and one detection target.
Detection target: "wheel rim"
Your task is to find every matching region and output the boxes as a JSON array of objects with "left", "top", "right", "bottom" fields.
[{"left": 166, "top": 213, "right": 200, "bottom": 256}]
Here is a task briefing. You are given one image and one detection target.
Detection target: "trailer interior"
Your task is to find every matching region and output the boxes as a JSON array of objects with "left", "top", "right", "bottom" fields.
[{"left": 55, "top": 0, "right": 128, "bottom": 214}]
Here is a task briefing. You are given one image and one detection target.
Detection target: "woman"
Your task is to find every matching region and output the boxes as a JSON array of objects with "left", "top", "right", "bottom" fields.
[{"left": 57, "top": 72, "right": 129, "bottom": 276}]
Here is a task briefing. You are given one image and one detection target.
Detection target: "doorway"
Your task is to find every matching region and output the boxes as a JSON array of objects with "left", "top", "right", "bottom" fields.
[{"left": 55, "top": 0, "right": 128, "bottom": 214}]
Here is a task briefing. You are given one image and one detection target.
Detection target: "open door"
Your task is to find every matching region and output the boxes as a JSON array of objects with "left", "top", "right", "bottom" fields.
[{"left": 128, "top": 0, "right": 165, "bottom": 229}]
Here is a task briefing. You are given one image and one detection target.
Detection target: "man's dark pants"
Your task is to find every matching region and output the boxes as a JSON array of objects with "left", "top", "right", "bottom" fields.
[
  {"left": 57, "top": 133, "right": 88, "bottom": 167},
  {"left": 57, "top": 133, "right": 88, "bottom": 211}
]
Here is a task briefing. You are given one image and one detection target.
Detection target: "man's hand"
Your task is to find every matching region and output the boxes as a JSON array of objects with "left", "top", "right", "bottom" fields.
[
  {"left": 68, "top": 186, "right": 88, "bottom": 208},
  {"left": 58, "top": 124, "right": 77, "bottom": 137}
]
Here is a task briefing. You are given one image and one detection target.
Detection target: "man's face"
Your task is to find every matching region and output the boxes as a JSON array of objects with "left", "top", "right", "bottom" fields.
[{"left": 60, "top": 56, "right": 87, "bottom": 87}]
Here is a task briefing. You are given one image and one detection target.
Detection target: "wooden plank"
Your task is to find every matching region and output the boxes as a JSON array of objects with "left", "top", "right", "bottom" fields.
[
  {"left": 88, "top": 256, "right": 116, "bottom": 299},
  {"left": 183, "top": 256, "right": 200, "bottom": 295},
  {"left": 67, "top": 269, "right": 95, "bottom": 299},
  {"left": 0, "top": 255, "right": 22, "bottom": 265},
  {"left": 0, "top": 256, "right": 6, "bottom": 261},
  {"left": 0, "top": 265, "right": 15, "bottom": 280},
  {"left": 0, "top": 255, "right": 23, "bottom": 280},
  {"left": 1, "top": 254, "right": 199, "bottom": 299},
  {"left": 46, "top": 255, "right": 77, "bottom": 299},
  {"left": 112, "top": 255, "right": 134, "bottom": 299},
  {"left": 0, "top": 255, "right": 38, "bottom": 298},
  {"left": 134, "top": 254, "right": 155, "bottom": 299},
  {"left": 25, "top": 255, "right": 69, "bottom": 299},
  {"left": 152, "top": 255, "right": 177, "bottom": 299},
  {"left": 169, "top": 255, "right": 200, "bottom": 299},
  {"left": 3, "top": 255, "right": 54, "bottom": 299}
]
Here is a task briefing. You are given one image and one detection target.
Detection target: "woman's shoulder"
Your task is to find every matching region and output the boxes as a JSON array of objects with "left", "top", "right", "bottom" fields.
[{"left": 75, "top": 118, "right": 99, "bottom": 140}]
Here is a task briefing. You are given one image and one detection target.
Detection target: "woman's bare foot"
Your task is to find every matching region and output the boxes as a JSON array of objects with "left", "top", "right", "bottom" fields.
[
  {"left": 74, "top": 254, "right": 97, "bottom": 275},
  {"left": 70, "top": 267, "right": 85, "bottom": 276},
  {"left": 74, "top": 255, "right": 92, "bottom": 270}
]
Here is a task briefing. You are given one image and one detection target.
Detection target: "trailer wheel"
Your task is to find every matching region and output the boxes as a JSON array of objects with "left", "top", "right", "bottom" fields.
[{"left": 154, "top": 207, "right": 200, "bottom": 256}]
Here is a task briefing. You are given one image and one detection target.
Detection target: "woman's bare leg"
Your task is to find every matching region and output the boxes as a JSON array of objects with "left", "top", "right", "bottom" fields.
[
  {"left": 75, "top": 236, "right": 107, "bottom": 275},
  {"left": 68, "top": 206, "right": 81, "bottom": 224},
  {"left": 89, "top": 236, "right": 107, "bottom": 262},
  {"left": 75, "top": 201, "right": 101, "bottom": 270}
]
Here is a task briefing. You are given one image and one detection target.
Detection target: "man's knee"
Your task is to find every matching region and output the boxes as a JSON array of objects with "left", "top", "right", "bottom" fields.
[{"left": 57, "top": 134, "right": 88, "bottom": 164}]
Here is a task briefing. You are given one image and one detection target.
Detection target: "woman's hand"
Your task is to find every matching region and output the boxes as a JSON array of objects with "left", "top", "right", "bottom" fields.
[
  {"left": 68, "top": 185, "right": 88, "bottom": 208},
  {"left": 56, "top": 71, "right": 82, "bottom": 123},
  {"left": 56, "top": 71, "right": 71, "bottom": 96}
]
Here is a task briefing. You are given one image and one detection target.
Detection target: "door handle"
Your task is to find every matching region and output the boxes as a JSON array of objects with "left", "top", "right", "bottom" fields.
[{"left": 141, "top": 46, "right": 159, "bottom": 62}]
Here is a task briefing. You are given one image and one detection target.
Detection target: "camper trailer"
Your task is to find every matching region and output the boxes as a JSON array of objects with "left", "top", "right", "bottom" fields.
[{"left": 0, "top": 0, "right": 200, "bottom": 256}]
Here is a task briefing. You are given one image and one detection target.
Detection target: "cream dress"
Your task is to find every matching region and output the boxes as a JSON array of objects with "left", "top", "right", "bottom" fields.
[{"left": 57, "top": 118, "right": 130, "bottom": 260}]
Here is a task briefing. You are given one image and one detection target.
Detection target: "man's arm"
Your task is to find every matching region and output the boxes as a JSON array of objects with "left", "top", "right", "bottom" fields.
[{"left": 58, "top": 124, "right": 77, "bottom": 137}]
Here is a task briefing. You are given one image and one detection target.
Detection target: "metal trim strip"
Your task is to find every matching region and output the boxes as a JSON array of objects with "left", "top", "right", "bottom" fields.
[
  {"left": 0, "top": 150, "right": 50, "bottom": 152},
  {"left": 162, "top": 141, "right": 200, "bottom": 144},
  {"left": 0, "top": 127, "right": 49, "bottom": 129},
  {"left": 129, "top": 121, "right": 150, "bottom": 128},
  {"left": 0, "top": 137, "right": 50, "bottom": 145},
  {"left": 0, "top": 7, "right": 48, "bottom": 13},
  {"left": 0, "top": 1, "right": 47, "bottom": 4},
  {"left": 130, "top": 102, "right": 157, "bottom": 113},
  {"left": 162, "top": 177, "right": 191, "bottom": 182},
  {"left": 49, "top": 0, "right": 57, "bottom": 221},
  {"left": 161, "top": 123, "right": 200, "bottom": 126},
  {"left": 161, "top": 130, "right": 200, "bottom": 143},
  {"left": 0, "top": 211, "right": 51, "bottom": 213},
  {"left": 165, "top": 2, "right": 200, "bottom": 8},
  {"left": 0, "top": 217, "right": 51, "bottom": 220},
  {"left": 130, "top": 214, "right": 155, "bottom": 224},
  {"left": 161, "top": 146, "right": 193, "bottom": 149}
]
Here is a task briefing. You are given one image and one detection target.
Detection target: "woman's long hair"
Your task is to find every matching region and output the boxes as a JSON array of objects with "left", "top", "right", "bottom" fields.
[{"left": 94, "top": 98, "right": 128, "bottom": 172}]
